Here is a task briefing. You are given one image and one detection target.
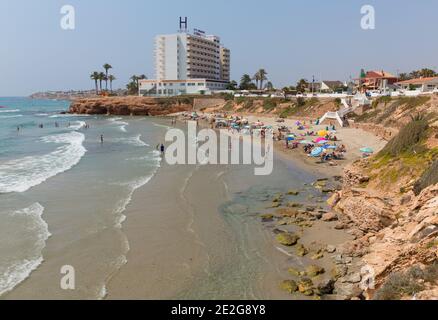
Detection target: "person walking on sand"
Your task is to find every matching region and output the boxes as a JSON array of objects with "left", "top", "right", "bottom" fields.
[{"left": 160, "top": 143, "right": 165, "bottom": 155}]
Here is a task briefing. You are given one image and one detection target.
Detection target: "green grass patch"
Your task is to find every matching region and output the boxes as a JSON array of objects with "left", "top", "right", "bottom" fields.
[
  {"left": 223, "top": 101, "right": 234, "bottom": 111},
  {"left": 413, "top": 158, "right": 438, "bottom": 195},
  {"left": 263, "top": 98, "right": 277, "bottom": 111},
  {"left": 378, "top": 117, "right": 429, "bottom": 157}
]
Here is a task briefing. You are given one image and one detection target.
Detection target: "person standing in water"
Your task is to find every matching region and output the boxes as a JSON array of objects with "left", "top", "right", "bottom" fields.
[
  {"left": 100, "top": 134, "right": 104, "bottom": 144},
  {"left": 160, "top": 143, "right": 165, "bottom": 155}
]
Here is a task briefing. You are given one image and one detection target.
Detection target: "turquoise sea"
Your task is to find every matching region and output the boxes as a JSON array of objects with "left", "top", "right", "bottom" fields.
[{"left": 0, "top": 97, "right": 165, "bottom": 298}]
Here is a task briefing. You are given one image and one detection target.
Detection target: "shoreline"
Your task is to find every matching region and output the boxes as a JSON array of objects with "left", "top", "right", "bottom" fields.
[{"left": 104, "top": 116, "right": 368, "bottom": 299}]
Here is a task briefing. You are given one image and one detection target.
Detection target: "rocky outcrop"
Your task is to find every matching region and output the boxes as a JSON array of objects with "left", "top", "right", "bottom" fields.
[
  {"left": 68, "top": 96, "right": 193, "bottom": 116},
  {"left": 332, "top": 161, "right": 438, "bottom": 299}
]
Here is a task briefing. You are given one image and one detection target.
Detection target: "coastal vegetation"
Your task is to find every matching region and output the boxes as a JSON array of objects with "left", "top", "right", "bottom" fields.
[
  {"left": 90, "top": 63, "right": 117, "bottom": 95},
  {"left": 374, "top": 263, "right": 438, "bottom": 300},
  {"left": 127, "top": 74, "right": 147, "bottom": 95}
]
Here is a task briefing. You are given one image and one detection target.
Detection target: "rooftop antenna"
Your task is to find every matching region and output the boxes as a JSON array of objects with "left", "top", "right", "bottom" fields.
[{"left": 179, "top": 17, "right": 188, "bottom": 32}]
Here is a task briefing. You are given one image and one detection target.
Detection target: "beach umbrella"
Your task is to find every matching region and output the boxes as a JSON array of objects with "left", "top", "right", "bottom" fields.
[
  {"left": 318, "top": 130, "right": 328, "bottom": 137},
  {"left": 300, "top": 140, "right": 314, "bottom": 145},
  {"left": 325, "top": 145, "right": 337, "bottom": 150},
  {"left": 310, "top": 147, "right": 324, "bottom": 157},
  {"left": 287, "top": 137, "right": 295, "bottom": 141},
  {"left": 316, "top": 140, "right": 328, "bottom": 144},
  {"left": 360, "top": 147, "right": 374, "bottom": 153}
]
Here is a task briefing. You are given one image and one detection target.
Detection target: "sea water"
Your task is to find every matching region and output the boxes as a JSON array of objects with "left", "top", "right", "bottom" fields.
[{"left": 0, "top": 97, "right": 165, "bottom": 298}]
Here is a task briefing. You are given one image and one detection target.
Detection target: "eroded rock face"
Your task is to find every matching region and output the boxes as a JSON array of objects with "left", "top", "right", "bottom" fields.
[
  {"left": 68, "top": 96, "right": 192, "bottom": 116},
  {"left": 336, "top": 192, "right": 395, "bottom": 232},
  {"left": 333, "top": 158, "right": 438, "bottom": 299}
]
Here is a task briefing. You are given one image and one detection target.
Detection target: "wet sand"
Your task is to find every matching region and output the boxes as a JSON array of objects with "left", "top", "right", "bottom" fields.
[{"left": 106, "top": 136, "right": 352, "bottom": 299}]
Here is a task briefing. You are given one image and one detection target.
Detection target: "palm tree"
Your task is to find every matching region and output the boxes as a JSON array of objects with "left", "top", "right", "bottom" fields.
[
  {"left": 252, "top": 73, "right": 260, "bottom": 90},
  {"left": 103, "top": 64, "right": 112, "bottom": 90},
  {"left": 90, "top": 71, "right": 100, "bottom": 94},
  {"left": 265, "top": 81, "right": 274, "bottom": 91},
  {"left": 239, "top": 74, "right": 252, "bottom": 90},
  {"left": 257, "top": 69, "right": 268, "bottom": 90},
  {"left": 98, "top": 72, "right": 106, "bottom": 93},
  {"left": 130, "top": 75, "right": 139, "bottom": 89},
  {"left": 108, "top": 75, "right": 116, "bottom": 93}
]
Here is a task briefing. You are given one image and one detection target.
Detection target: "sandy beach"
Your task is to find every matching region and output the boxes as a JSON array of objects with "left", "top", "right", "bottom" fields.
[{"left": 103, "top": 115, "right": 387, "bottom": 299}]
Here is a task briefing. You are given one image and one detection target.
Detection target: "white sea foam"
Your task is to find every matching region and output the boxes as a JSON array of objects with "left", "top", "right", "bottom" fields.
[
  {"left": 113, "top": 174, "right": 156, "bottom": 229},
  {"left": 114, "top": 134, "right": 148, "bottom": 147},
  {"left": 108, "top": 117, "right": 129, "bottom": 132},
  {"left": 35, "top": 113, "right": 49, "bottom": 117},
  {"left": 0, "top": 115, "right": 23, "bottom": 119},
  {"left": 0, "top": 109, "right": 20, "bottom": 113},
  {"left": 68, "top": 121, "right": 86, "bottom": 130},
  {"left": 153, "top": 122, "right": 171, "bottom": 130},
  {"left": 0, "top": 132, "right": 87, "bottom": 193},
  {"left": 0, "top": 203, "right": 50, "bottom": 296},
  {"left": 49, "top": 114, "right": 91, "bottom": 118}
]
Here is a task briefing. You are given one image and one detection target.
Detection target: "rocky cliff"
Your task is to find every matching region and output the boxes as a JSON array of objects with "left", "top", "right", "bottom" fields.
[
  {"left": 69, "top": 96, "right": 193, "bottom": 116},
  {"left": 327, "top": 113, "right": 438, "bottom": 299}
]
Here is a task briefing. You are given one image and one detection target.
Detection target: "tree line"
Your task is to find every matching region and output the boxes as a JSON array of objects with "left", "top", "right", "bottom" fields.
[{"left": 90, "top": 63, "right": 116, "bottom": 95}]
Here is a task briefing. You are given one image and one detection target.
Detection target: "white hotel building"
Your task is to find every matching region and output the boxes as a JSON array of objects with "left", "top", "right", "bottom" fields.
[{"left": 139, "top": 31, "right": 230, "bottom": 96}]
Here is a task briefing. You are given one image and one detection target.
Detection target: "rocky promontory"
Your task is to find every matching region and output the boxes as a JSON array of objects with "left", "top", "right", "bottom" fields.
[{"left": 68, "top": 96, "right": 193, "bottom": 116}]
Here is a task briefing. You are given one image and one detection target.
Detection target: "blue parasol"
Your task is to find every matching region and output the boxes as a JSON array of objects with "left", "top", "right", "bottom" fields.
[{"left": 310, "top": 147, "right": 324, "bottom": 157}]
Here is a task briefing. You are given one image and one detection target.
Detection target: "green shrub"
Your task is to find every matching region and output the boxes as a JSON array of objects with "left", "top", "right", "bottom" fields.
[
  {"left": 400, "top": 96, "right": 431, "bottom": 110},
  {"left": 374, "top": 271, "right": 424, "bottom": 300},
  {"left": 263, "top": 98, "right": 277, "bottom": 111},
  {"left": 378, "top": 117, "right": 429, "bottom": 157},
  {"left": 243, "top": 99, "right": 254, "bottom": 109},
  {"left": 223, "top": 101, "right": 234, "bottom": 111},
  {"left": 372, "top": 96, "right": 392, "bottom": 108},
  {"left": 413, "top": 159, "right": 438, "bottom": 195},
  {"left": 278, "top": 106, "right": 296, "bottom": 118},
  {"left": 235, "top": 96, "right": 246, "bottom": 105}
]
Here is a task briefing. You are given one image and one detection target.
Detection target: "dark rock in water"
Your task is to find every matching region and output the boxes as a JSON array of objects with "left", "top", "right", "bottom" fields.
[
  {"left": 298, "top": 278, "right": 314, "bottom": 296},
  {"left": 311, "top": 251, "right": 324, "bottom": 260},
  {"left": 280, "top": 280, "right": 298, "bottom": 293},
  {"left": 287, "top": 202, "right": 303, "bottom": 208},
  {"left": 272, "top": 194, "right": 283, "bottom": 202},
  {"left": 261, "top": 214, "right": 274, "bottom": 222},
  {"left": 295, "top": 244, "right": 309, "bottom": 257},
  {"left": 322, "top": 188, "right": 335, "bottom": 193},
  {"left": 287, "top": 189, "right": 300, "bottom": 196},
  {"left": 276, "top": 232, "right": 300, "bottom": 246},
  {"left": 288, "top": 267, "right": 301, "bottom": 277},
  {"left": 306, "top": 265, "right": 325, "bottom": 277},
  {"left": 272, "top": 228, "right": 285, "bottom": 235},
  {"left": 270, "top": 202, "right": 281, "bottom": 208},
  {"left": 317, "top": 279, "right": 335, "bottom": 295}
]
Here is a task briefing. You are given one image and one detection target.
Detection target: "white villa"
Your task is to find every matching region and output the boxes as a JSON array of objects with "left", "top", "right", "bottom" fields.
[{"left": 395, "top": 77, "right": 438, "bottom": 93}]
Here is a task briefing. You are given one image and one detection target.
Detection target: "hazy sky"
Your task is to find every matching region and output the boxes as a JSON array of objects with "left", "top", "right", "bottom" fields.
[{"left": 1, "top": 0, "right": 437, "bottom": 96}]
